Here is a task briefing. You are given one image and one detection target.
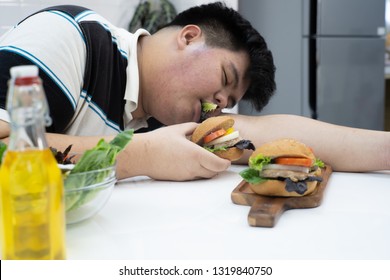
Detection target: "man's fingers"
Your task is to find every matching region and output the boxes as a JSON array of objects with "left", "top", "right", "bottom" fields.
[
  {"left": 199, "top": 151, "right": 231, "bottom": 173},
  {"left": 174, "top": 122, "right": 199, "bottom": 136}
]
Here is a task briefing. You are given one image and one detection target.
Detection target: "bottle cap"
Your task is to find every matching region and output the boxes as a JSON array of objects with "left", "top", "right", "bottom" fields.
[{"left": 10, "top": 65, "right": 39, "bottom": 78}]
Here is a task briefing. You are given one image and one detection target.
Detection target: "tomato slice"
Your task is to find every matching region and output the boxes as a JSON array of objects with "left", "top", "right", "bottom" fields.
[
  {"left": 274, "top": 157, "right": 313, "bottom": 167},
  {"left": 203, "top": 128, "right": 226, "bottom": 144}
]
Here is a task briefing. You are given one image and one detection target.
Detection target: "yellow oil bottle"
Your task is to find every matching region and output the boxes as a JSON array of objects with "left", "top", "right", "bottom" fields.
[{"left": 0, "top": 65, "right": 66, "bottom": 259}]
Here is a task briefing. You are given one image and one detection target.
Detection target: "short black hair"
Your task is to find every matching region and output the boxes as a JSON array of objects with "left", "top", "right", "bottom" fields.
[{"left": 164, "top": 1, "right": 276, "bottom": 111}]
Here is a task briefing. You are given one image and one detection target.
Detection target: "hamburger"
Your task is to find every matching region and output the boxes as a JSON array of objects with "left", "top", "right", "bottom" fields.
[
  {"left": 191, "top": 116, "right": 255, "bottom": 161},
  {"left": 239, "top": 138, "right": 324, "bottom": 197}
]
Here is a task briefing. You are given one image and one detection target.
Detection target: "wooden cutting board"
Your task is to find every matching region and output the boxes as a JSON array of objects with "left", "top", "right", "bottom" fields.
[{"left": 231, "top": 165, "right": 332, "bottom": 227}]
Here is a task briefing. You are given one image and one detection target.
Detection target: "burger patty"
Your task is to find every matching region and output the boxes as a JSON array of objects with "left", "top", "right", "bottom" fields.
[
  {"left": 260, "top": 169, "right": 310, "bottom": 182},
  {"left": 206, "top": 137, "right": 242, "bottom": 149},
  {"left": 260, "top": 169, "right": 323, "bottom": 195}
]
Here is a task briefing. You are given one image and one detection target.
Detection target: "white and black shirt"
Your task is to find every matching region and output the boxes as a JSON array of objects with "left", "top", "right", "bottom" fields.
[{"left": 0, "top": 5, "right": 150, "bottom": 135}]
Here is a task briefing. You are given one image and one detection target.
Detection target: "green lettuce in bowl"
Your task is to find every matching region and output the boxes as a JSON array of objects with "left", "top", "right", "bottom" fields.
[
  {"left": 63, "top": 129, "right": 133, "bottom": 224},
  {"left": 64, "top": 165, "right": 117, "bottom": 224}
]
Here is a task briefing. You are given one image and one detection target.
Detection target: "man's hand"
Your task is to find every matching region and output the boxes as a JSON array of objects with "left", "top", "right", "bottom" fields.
[{"left": 116, "top": 122, "right": 231, "bottom": 181}]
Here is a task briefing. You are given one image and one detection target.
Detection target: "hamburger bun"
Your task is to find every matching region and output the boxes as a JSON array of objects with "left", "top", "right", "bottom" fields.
[
  {"left": 251, "top": 138, "right": 315, "bottom": 160},
  {"left": 214, "top": 147, "right": 243, "bottom": 161}
]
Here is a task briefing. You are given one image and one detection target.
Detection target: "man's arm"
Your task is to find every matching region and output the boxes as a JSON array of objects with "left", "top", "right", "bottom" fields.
[
  {"left": 231, "top": 114, "right": 390, "bottom": 172},
  {"left": 0, "top": 120, "right": 230, "bottom": 180}
]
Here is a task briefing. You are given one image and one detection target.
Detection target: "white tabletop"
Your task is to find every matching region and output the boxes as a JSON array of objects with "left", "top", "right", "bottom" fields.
[{"left": 66, "top": 165, "right": 390, "bottom": 260}]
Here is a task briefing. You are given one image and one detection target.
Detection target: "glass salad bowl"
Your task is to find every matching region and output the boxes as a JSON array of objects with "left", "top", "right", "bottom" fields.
[{"left": 61, "top": 164, "right": 116, "bottom": 224}]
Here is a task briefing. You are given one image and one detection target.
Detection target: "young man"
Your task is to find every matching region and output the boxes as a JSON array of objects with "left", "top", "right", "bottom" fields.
[{"left": 0, "top": 3, "right": 389, "bottom": 180}]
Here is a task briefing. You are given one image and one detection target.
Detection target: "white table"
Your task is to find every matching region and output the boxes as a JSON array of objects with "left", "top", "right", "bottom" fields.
[{"left": 66, "top": 165, "right": 390, "bottom": 260}]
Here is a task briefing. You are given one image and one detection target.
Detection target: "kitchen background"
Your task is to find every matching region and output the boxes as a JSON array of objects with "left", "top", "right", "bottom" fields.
[
  {"left": 0, "top": 0, "right": 389, "bottom": 131},
  {"left": 0, "top": 0, "right": 237, "bottom": 35},
  {"left": 238, "top": 0, "right": 390, "bottom": 131}
]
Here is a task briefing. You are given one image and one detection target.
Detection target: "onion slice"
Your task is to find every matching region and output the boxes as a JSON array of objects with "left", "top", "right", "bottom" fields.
[{"left": 262, "top": 163, "right": 310, "bottom": 173}]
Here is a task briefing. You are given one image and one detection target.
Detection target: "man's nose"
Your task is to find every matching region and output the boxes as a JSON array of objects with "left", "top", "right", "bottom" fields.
[{"left": 214, "top": 92, "right": 228, "bottom": 109}]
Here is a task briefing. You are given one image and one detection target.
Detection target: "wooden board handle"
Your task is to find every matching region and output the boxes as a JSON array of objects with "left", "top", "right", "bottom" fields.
[{"left": 248, "top": 196, "right": 287, "bottom": 227}]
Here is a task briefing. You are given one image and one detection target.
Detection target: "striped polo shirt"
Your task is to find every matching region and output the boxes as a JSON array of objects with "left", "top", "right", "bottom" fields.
[{"left": 0, "top": 5, "right": 150, "bottom": 135}]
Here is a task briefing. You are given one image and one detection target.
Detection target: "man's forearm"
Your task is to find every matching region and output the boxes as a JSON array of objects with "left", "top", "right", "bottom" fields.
[
  {"left": 45, "top": 133, "right": 152, "bottom": 180},
  {"left": 232, "top": 114, "right": 390, "bottom": 172},
  {"left": 1, "top": 132, "right": 149, "bottom": 180}
]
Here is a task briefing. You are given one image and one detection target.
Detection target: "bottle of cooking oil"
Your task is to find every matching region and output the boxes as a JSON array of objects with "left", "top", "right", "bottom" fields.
[{"left": 0, "top": 65, "right": 66, "bottom": 259}]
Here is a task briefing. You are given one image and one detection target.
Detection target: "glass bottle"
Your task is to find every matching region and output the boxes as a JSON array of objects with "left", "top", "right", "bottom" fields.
[{"left": 0, "top": 65, "right": 66, "bottom": 259}]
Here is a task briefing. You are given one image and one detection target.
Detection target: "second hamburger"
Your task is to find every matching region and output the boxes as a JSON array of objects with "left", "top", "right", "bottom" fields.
[{"left": 239, "top": 138, "right": 324, "bottom": 197}]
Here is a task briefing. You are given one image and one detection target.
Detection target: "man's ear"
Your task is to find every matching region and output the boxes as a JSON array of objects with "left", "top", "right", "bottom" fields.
[{"left": 177, "top": 25, "right": 202, "bottom": 49}]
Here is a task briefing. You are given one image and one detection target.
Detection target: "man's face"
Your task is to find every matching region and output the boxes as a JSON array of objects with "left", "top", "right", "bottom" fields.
[{"left": 146, "top": 40, "right": 250, "bottom": 125}]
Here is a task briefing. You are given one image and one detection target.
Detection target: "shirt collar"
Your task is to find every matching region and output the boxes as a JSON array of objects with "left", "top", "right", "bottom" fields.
[{"left": 120, "top": 28, "right": 150, "bottom": 128}]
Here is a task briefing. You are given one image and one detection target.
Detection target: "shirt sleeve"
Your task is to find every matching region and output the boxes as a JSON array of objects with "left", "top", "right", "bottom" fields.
[{"left": 0, "top": 10, "right": 86, "bottom": 132}]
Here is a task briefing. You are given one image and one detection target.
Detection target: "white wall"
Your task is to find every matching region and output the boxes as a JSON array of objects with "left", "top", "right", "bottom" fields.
[{"left": 0, "top": 0, "right": 237, "bottom": 36}]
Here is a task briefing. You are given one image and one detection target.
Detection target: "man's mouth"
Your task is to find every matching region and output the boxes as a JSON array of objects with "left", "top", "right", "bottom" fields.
[
  {"left": 200, "top": 101, "right": 218, "bottom": 122},
  {"left": 200, "top": 110, "right": 208, "bottom": 122}
]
